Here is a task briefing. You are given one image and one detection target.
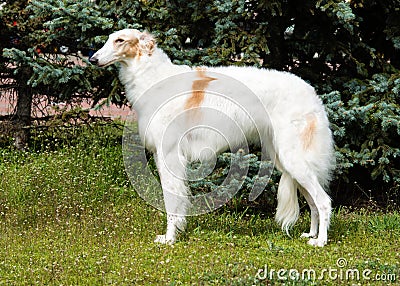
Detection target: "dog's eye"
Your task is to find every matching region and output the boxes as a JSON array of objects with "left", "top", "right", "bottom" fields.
[{"left": 115, "top": 38, "right": 124, "bottom": 44}]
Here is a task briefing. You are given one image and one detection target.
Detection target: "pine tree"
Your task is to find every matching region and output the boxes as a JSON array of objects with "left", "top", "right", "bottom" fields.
[
  {"left": 1, "top": 0, "right": 37, "bottom": 149},
  {"left": 1, "top": 0, "right": 120, "bottom": 148}
]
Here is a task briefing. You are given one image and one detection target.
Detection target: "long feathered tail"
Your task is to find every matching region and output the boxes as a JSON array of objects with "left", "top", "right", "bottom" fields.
[{"left": 275, "top": 172, "right": 299, "bottom": 235}]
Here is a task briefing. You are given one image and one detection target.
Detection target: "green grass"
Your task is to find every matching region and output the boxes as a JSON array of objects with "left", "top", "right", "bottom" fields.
[{"left": 0, "top": 123, "right": 399, "bottom": 285}]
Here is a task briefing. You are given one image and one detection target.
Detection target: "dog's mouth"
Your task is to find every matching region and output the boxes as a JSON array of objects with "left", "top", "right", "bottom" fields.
[
  {"left": 89, "top": 56, "right": 119, "bottom": 68},
  {"left": 97, "top": 61, "right": 115, "bottom": 68}
]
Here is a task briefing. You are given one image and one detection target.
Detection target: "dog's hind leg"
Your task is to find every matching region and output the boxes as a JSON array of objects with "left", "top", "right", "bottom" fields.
[
  {"left": 277, "top": 149, "right": 331, "bottom": 246},
  {"left": 273, "top": 111, "right": 333, "bottom": 246},
  {"left": 153, "top": 150, "right": 190, "bottom": 244},
  {"left": 279, "top": 157, "right": 331, "bottom": 246},
  {"left": 297, "top": 177, "right": 331, "bottom": 247},
  {"left": 299, "top": 186, "right": 319, "bottom": 239}
]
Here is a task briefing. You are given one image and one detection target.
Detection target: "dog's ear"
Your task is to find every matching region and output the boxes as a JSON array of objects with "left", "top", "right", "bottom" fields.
[{"left": 139, "top": 31, "right": 156, "bottom": 56}]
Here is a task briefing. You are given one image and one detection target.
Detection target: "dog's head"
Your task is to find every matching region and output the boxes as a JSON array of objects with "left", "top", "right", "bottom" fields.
[{"left": 89, "top": 29, "right": 156, "bottom": 67}]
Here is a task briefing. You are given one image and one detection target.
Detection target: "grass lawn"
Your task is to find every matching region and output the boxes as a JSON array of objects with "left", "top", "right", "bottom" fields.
[{"left": 0, "top": 123, "right": 399, "bottom": 285}]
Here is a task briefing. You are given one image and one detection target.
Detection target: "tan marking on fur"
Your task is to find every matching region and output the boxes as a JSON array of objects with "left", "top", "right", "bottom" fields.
[
  {"left": 115, "top": 32, "right": 155, "bottom": 59},
  {"left": 116, "top": 37, "right": 140, "bottom": 58},
  {"left": 140, "top": 32, "right": 156, "bottom": 56},
  {"left": 126, "top": 38, "right": 140, "bottom": 58},
  {"left": 185, "top": 68, "right": 216, "bottom": 110},
  {"left": 146, "top": 41, "right": 155, "bottom": 56},
  {"left": 301, "top": 113, "right": 317, "bottom": 149}
]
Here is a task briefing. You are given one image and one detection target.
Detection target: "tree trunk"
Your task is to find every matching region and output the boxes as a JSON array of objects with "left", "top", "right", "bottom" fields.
[{"left": 13, "top": 67, "right": 32, "bottom": 150}]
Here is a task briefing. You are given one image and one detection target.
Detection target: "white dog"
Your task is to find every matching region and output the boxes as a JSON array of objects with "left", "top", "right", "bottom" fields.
[{"left": 90, "top": 29, "right": 335, "bottom": 247}]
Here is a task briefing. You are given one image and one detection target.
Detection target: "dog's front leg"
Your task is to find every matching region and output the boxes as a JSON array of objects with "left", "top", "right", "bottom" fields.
[{"left": 153, "top": 151, "right": 190, "bottom": 244}]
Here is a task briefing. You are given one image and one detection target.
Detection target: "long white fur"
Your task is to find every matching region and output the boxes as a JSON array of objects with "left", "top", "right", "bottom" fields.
[{"left": 90, "top": 29, "right": 336, "bottom": 247}]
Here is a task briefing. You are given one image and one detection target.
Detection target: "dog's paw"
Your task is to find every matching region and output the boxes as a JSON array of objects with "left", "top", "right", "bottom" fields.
[
  {"left": 154, "top": 234, "right": 175, "bottom": 245},
  {"left": 307, "top": 238, "right": 327, "bottom": 247},
  {"left": 300, "top": 232, "right": 317, "bottom": 239}
]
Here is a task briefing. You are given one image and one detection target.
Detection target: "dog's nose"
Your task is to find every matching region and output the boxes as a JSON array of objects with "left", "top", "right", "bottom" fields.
[{"left": 89, "top": 56, "right": 98, "bottom": 65}]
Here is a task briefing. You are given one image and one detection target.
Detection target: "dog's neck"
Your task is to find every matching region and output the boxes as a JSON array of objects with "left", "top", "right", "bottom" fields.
[{"left": 119, "top": 48, "right": 187, "bottom": 105}]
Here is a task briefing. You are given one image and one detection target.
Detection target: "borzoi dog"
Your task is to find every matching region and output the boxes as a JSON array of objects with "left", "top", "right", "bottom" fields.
[{"left": 90, "top": 29, "right": 335, "bottom": 247}]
